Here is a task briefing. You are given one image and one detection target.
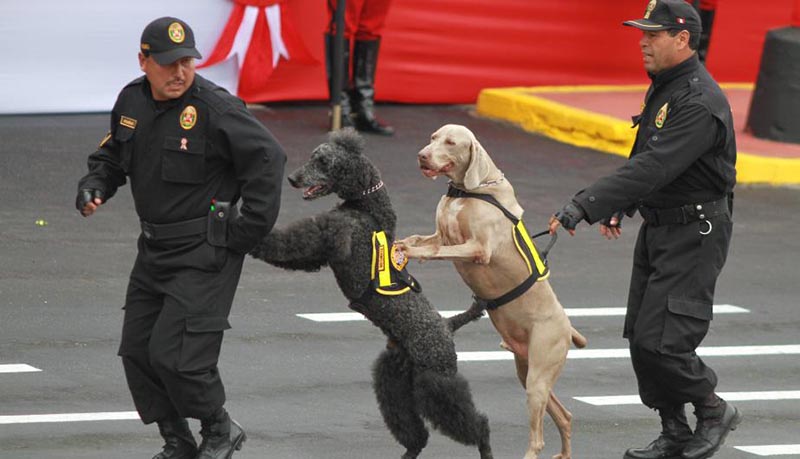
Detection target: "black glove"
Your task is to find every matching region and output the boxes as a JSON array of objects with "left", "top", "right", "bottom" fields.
[
  {"left": 76, "top": 189, "right": 104, "bottom": 213},
  {"left": 554, "top": 202, "right": 585, "bottom": 231},
  {"left": 600, "top": 210, "right": 625, "bottom": 228}
]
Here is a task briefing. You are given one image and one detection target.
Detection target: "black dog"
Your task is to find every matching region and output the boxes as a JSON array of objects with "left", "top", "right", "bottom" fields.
[{"left": 250, "top": 129, "right": 493, "bottom": 458}]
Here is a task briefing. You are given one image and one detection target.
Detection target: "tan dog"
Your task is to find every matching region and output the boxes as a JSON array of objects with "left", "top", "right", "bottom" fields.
[{"left": 396, "top": 124, "right": 587, "bottom": 459}]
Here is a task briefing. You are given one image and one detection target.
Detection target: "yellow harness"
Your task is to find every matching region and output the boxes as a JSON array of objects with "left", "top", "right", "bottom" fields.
[{"left": 370, "top": 230, "right": 420, "bottom": 296}]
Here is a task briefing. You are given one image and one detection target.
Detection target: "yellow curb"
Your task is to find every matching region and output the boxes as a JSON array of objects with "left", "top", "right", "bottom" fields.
[{"left": 476, "top": 86, "right": 800, "bottom": 186}]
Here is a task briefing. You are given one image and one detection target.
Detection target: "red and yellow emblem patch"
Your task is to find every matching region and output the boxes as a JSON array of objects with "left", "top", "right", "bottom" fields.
[
  {"left": 180, "top": 105, "right": 197, "bottom": 130},
  {"left": 655, "top": 102, "right": 668, "bottom": 129},
  {"left": 168, "top": 22, "right": 185, "bottom": 44}
]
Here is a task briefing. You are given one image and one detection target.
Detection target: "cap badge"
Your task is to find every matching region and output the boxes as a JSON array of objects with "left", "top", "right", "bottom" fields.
[
  {"left": 168, "top": 22, "right": 186, "bottom": 44},
  {"left": 180, "top": 105, "right": 197, "bottom": 130},
  {"left": 180, "top": 138, "right": 189, "bottom": 150},
  {"left": 644, "top": 0, "right": 657, "bottom": 19},
  {"left": 390, "top": 245, "right": 408, "bottom": 271},
  {"left": 655, "top": 102, "right": 669, "bottom": 129}
]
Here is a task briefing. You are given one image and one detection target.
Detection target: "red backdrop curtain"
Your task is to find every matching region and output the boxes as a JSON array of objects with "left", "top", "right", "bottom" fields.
[{"left": 221, "top": 0, "right": 798, "bottom": 103}]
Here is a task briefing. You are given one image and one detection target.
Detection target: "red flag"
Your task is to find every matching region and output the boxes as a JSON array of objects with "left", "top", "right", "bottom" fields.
[{"left": 198, "top": 0, "right": 316, "bottom": 96}]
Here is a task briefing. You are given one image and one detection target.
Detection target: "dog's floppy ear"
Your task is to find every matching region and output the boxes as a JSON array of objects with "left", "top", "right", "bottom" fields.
[{"left": 464, "top": 137, "right": 491, "bottom": 190}]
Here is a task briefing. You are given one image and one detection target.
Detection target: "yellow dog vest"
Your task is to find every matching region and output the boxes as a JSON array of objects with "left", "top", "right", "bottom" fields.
[{"left": 370, "top": 231, "right": 420, "bottom": 296}]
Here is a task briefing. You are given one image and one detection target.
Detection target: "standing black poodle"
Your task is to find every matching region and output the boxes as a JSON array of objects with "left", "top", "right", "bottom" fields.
[{"left": 250, "top": 129, "right": 493, "bottom": 459}]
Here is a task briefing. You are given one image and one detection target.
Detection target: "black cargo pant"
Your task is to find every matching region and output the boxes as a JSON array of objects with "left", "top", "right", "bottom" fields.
[
  {"left": 118, "top": 238, "right": 244, "bottom": 424},
  {"left": 623, "top": 212, "right": 732, "bottom": 408}
]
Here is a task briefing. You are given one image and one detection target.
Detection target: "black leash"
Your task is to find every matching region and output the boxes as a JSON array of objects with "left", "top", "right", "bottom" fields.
[{"left": 528, "top": 229, "right": 558, "bottom": 260}]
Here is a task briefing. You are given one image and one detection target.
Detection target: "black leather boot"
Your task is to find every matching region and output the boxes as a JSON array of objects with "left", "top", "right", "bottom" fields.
[
  {"left": 197, "top": 407, "right": 247, "bottom": 459},
  {"left": 351, "top": 38, "right": 394, "bottom": 136},
  {"left": 324, "top": 33, "right": 353, "bottom": 130},
  {"left": 624, "top": 405, "right": 693, "bottom": 459},
  {"left": 681, "top": 395, "right": 742, "bottom": 459},
  {"left": 152, "top": 417, "right": 197, "bottom": 459}
]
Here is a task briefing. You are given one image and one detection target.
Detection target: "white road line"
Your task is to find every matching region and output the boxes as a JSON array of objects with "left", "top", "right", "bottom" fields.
[
  {"left": 575, "top": 390, "right": 800, "bottom": 406},
  {"left": 0, "top": 411, "right": 140, "bottom": 425},
  {"left": 0, "top": 364, "right": 41, "bottom": 374},
  {"left": 297, "top": 304, "right": 749, "bottom": 322},
  {"left": 735, "top": 444, "right": 800, "bottom": 456},
  {"left": 458, "top": 344, "right": 800, "bottom": 362}
]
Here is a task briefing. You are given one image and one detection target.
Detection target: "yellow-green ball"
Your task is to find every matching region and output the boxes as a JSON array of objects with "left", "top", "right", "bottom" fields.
[{"left": 35, "top": 219, "right": 48, "bottom": 227}]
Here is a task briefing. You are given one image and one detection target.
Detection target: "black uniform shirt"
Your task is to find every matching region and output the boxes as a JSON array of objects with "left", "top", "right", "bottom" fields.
[
  {"left": 78, "top": 74, "right": 286, "bottom": 254},
  {"left": 573, "top": 54, "right": 736, "bottom": 222}
]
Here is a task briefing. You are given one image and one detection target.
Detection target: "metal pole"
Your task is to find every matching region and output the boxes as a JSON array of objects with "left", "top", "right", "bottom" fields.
[{"left": 330, "top": 0, "right": 346, "bottom": 131}]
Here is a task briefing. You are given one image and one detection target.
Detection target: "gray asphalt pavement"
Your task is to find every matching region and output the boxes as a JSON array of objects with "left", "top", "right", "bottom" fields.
[{"left": 1, "top": 104, "right": 798, "bottom": 459}]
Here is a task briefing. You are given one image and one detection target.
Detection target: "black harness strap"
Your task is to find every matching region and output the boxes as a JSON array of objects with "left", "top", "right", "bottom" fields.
[
  {"left": 446, "top": 184, "right": 553, "bottom": 310},
  {"left": 446, "top": 186, "right": 520, "bottom": 223}
]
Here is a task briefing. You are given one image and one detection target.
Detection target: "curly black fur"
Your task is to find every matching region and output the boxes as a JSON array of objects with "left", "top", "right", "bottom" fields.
[{"left": 250, "top": 129, "right": 492, "bottom": 458}]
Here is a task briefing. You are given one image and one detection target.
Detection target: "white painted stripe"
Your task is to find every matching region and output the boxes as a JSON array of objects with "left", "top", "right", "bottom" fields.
[
  {"left": 297, "top": 304, "right": 749, "bottom": 322},
  {"left": 0, "top": 364, "right": 41, "bottom": 374},
  {"left": 0, "top": 411, "right": 140, "bottom": 425},
  {"left": 457, "top": 344, "right": 800, "bottom": 362},
  {"left": 575, "top": 391, "right": 800, "bottom": 406},
  {"left": 735, "top": 444, "right": 800, "bottom": 456},
  {"left": 297, "top": 312, "right": 367, "bottom": 322}
]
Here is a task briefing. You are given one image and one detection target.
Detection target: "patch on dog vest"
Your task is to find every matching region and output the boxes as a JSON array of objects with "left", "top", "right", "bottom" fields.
[{"left": 370, "top": 231, "right": 420, "bottom": 296}]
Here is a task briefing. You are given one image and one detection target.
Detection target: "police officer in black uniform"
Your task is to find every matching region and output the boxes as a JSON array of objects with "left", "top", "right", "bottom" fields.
[
  {"left": 76, "top": 17, "right": 286, "bottom": 459},
  {"left": 549, "top": 2, "right": 741, "bottom": 458}
]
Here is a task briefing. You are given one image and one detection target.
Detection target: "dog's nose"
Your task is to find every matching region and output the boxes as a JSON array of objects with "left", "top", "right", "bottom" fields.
[
  {"left": 287, "top": 174, "right": 301, "bottom": 188},
  {"left": 418, "top": 148, "right": 430, "bottom": 161}
]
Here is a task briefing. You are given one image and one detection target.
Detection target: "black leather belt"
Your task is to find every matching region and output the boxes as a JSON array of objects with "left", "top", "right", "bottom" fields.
[
  {"left": 638, "top": 196, "right": 730, "bottom": 227},
  {"left": 140, "top": 216, "right": 207, "bottom": 241}
]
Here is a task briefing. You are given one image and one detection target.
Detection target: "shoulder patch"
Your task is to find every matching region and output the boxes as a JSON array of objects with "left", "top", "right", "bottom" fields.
[{"left": 120, "top": 116, "right": 137, "bottom": 129}]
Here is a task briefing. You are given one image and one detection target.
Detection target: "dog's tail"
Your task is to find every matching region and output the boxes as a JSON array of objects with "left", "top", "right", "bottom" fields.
[
  {"left": 446, "top": 300, "right": 485, "bottom": 332},
  {"left": 571, "top": 326, "right": 588, "bottom": 348}
]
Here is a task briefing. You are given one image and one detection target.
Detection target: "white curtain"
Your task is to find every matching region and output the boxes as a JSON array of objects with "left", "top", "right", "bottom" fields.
[{"left": 0, "top": 0, "right": 240, "bottom": 114}]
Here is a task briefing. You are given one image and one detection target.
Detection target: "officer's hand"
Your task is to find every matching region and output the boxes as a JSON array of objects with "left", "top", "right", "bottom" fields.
[
  {"left": 599, "top": 211, "right": 624, "bottom": 240},
  {"left": 549, "top": 202, "right": 585, "bottom": 236},
  {"left": 76, "top": 189, "right": 104, "bottom": 217}
]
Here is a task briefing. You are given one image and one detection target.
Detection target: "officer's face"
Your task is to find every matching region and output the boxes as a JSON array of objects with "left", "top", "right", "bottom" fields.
[
  {"left": 138, "top": 54, "right": 196, "bottom": 101},
  {"left": 638, "top": 30, "right": 690, "bottom": 74}
]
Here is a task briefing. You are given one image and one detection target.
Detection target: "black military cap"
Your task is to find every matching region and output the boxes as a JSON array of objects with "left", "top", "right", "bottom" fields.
[
  {"left": 623, "top": 0, "right": 702, "bottom": 34},
  {"left": 140, "top": 17, "right": 202, "bottom": 65}
]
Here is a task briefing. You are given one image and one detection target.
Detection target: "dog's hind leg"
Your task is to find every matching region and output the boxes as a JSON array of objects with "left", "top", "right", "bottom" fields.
[
  {"left": 414, "top": 371, "right": 493, "bottom": 459},
  {"left": 513, "top": 354, "right": 573, "bottom": 458},
  {"left": 523, "top": 321, "right": 570, "bottom": 459},
  {"left": 546, "top": 391, "right": 572, "bottom": 459},
  {"left": 372, "top": 348, "right": 429, "bottom": 458}
]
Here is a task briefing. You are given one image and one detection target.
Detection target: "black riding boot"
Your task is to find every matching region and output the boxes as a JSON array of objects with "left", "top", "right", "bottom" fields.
[
  {"left": 152, "top": 417, "right": 198, "bottom": 459},
  {"left": 324, "top": 33, "right": 353, "bottom": 130},
  {"left": 197, "top": 407, "right": 247, "bottom": 459},
  {"left": 624, "top": 405, "right": 693, "bottom": 459},
  {"left": 682, "top": 394, "right": 742, "bottom": 459},
  {"left": 351, "top": 38, "right": 394, "bottom": 136}
]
